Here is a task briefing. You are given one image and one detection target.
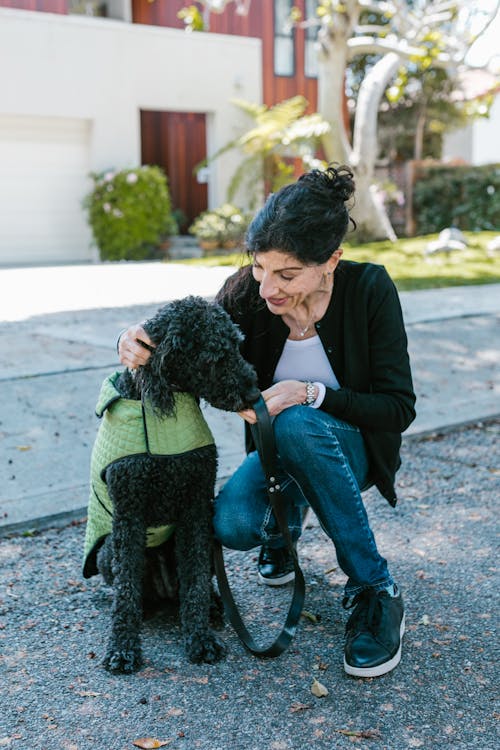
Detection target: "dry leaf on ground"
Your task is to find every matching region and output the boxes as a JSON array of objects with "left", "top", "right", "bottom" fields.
[
  {"left": 301, "top": 610, "right": 318, "bottom": 623},
  {"left": 336, "top": 728, "right": 381, "bottom": 739},
  {"left": 311, "top": 678, "right": 329, "bottom": 697},
  {"left": 132, "top": 739, "right": 173, "bottom": 749}
]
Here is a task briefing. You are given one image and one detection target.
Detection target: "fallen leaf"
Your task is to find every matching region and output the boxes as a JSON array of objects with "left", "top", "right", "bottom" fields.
[
  {"left": 311, "top": 678, "right": 329, "bottom": 697},
  {"left": 163, "top": 707, "right": 183, "bottom": 718},
  {"left": 313, "top": 661, "right": 329, "bottom": 671},
  {"left": 75, "top": 690, "right": 100, "bottom": 697},
  {"left": 132, "top": 740, "right": 172, "bottom": 749},
  {"left": 336, "top": 728, "right": 381, "bottom": 739},
  {"left": 290, "top": 702, "right": 312, "bottom": 713},
  {"left": 301, "top": 610, "right": 318, "bottom": 623},
  {"left": 191, "top": 675, "right": 209, "bottom": 684}
]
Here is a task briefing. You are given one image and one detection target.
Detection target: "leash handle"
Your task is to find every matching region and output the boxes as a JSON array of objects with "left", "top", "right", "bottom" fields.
[{"left": 214, "top": 394, "right": 306, "bottom": 657}]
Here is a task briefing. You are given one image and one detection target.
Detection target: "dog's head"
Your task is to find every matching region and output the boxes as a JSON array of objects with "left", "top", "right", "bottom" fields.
[{"left": 134, "top": 296, "right": 259, "bottom": 415}]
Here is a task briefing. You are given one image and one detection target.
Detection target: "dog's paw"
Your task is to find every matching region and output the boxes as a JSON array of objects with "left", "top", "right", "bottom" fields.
[
  {"left": 103, "top": 646, "right": 143, "bottom": 674},
  {"left": 185, "top": 631, "right": 227, "bottom": 664}
]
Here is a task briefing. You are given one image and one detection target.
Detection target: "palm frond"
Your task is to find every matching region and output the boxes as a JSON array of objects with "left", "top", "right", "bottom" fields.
[
  {"left": 282, "top": 114, "right": 331, "bottom": 144},
  {"left": 230, "top": 98, "right": 267, "bottom": 119}
]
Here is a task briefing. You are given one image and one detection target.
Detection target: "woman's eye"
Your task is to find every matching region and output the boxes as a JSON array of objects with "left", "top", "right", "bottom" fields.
[{"left": 280, "top": 274, "right": 294, "bottom": 281}]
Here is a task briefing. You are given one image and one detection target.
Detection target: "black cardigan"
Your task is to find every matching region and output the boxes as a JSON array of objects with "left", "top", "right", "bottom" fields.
[{"left": 216, "top": 260, "right": 416, "bottom": 506}]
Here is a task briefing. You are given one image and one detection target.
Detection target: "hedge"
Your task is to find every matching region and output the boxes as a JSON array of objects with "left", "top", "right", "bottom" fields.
[
  {"left": 412, "top": 163, "right": 500, "bottom": 234},
  {"left": 84, "top": 166, "right": 177, "bottom": 261}
]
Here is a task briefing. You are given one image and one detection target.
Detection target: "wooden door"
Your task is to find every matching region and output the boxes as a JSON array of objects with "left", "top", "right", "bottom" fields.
[{"left": 140, "top": 110, "right": 208, "bottom": 233}]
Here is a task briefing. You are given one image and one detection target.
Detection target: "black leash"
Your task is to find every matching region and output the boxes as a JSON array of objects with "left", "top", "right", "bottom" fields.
[{"left": 213, "top": 394, "right": 306, "bottom": 657}]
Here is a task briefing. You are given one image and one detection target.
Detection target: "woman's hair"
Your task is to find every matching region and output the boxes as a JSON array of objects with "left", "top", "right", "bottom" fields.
[{"left": 245, "top": 164, "right": 355, "bottom": 264}]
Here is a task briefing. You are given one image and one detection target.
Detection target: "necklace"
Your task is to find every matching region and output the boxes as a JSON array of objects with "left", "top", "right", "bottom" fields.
[
  {"left": 288, "top": 275, "right": 335, "bottom": 338},
  {"left": 295, "top": 314, "right": 314, "bottom": 337}
]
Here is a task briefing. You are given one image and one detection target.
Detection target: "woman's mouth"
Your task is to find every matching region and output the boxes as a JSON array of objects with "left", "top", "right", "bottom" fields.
[{"left": 266, "top": 296, "right": 288, "bottom": 307}]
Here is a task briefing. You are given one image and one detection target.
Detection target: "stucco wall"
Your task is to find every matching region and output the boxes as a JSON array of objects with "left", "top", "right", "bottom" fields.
[
  {"left": 0, "top": 8, "right": 261, "bottom": 264},
  {"left": 442, "top": 95, "right": 500, "bottom": 166}
]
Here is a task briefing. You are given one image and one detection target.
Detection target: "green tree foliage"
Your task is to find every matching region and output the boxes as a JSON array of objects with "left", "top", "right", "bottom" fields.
[{"left": 346, "top": 6, "right": 479, "bottom": 161}]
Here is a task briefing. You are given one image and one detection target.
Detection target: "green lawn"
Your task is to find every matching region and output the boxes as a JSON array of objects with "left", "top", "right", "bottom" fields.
[{"left": 172, "top": 231, "right": 500, "bottom": 291}]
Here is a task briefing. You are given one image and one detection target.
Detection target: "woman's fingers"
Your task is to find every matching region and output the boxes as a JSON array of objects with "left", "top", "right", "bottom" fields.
[
  {"left": 118, "top": 324, "right": 155, "bottom": 368},
  {"left": 261, "top": 380, "right": 305, "bottom": 416},
  {"left": 238, "top": 408, "right": 257, "bottom": 425}
]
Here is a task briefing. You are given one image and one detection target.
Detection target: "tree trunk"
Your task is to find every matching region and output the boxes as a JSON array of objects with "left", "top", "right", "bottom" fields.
[
  {"left": 317, "top": 8, "right": 401, "bottom": 241},
  {"left": 316, "top": 2, "right": 359, "bottom": 165},
  {"left": 350, "top": 173, "right": 398, "bottom": 242},
  {"left": 414, "top": 104, "right": 427, "bottom": 161},
  {"left": 349, "top": 52, "right": 403, "bottom": 241},
  {"left": 317, "top": 28, "right": 353, "bottom": 165}
]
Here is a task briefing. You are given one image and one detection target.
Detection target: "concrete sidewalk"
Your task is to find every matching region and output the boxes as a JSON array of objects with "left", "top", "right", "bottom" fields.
[{"left": 1, "top": 261, "right": 499, "bottom": 533}]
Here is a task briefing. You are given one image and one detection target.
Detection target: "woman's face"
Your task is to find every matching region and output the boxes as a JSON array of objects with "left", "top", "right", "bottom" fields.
[{"left": 251, "top": 249, "right": 342, "bottom": 315}]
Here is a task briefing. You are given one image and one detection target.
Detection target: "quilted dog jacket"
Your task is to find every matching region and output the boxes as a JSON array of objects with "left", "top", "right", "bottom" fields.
[{"left": 83, "top": 371, "right": 215, "bottom": 578}]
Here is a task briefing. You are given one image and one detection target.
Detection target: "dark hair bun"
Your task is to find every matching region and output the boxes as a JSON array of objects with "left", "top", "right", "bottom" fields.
[{"left": 298, "top": 164, "right": 355, "bottom": 204}]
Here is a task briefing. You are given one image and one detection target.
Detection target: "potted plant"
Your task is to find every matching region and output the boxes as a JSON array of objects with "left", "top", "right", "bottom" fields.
[
  {"left": 83, "top": 166, "right": 177, "bottom": 261},
  {"left": 188, "top": 204, "right": 252, "bottom": 253},
  {"left": 215, "top": 203, "right": 252, "bottom": 249}
]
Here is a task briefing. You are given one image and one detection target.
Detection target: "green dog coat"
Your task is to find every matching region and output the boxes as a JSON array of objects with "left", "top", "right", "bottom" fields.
[{"left": 83, "top": 371, "right": 215, "bottom": 578}]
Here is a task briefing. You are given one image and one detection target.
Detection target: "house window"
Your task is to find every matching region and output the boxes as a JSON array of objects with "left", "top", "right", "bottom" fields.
[
  {"left": 68, "top": 1, "right": 106, "bottom": 15},
  {"left": 68, "top": 1, "right": 131, "bottom": 21},
  {"left": 274, "top": 0, "right": 295, "bottom": 77},
  {"left": 304, "top": 0, "right": 318, "bottom": 78}
]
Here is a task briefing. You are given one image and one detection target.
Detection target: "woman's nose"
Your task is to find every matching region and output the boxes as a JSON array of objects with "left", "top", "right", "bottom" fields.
[{"left": 259, "top": 272, "right": 279, "bottom": 299}]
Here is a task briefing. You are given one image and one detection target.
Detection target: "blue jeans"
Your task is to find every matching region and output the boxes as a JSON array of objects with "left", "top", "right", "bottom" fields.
[{"left": 214, "top": 406, "right": 395, "bottom": 598}]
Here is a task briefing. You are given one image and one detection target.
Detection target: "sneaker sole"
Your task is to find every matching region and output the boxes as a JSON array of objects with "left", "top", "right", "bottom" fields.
[
  {"left": 257, "top": 570, "right": 295, "bottom": 587},
  {"left": 343, "top": 614, "right": 405, "bottom": 678}
]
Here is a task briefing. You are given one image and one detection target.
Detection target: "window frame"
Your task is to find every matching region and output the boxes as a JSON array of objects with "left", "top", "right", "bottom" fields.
[
  {"left": 304, "top": 0, "right": 319, "bottom": 79},
  {"left": 273, "top": 0, "right": 296, "bottom": 78}
]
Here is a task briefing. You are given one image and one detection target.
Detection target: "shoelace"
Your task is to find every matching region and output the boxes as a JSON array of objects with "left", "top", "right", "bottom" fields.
[{"left": 343, "top": 590, "right": 381, "bottom": 635}]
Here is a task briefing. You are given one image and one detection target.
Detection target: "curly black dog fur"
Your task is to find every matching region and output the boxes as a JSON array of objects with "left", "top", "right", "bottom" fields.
[{"left": 93, "top": 296, "right": 259, "bottom": 673}]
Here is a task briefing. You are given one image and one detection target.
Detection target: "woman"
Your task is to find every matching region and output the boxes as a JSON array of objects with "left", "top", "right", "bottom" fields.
[{"left": 118, "top": 165, "right": 416, "bottom": 678}]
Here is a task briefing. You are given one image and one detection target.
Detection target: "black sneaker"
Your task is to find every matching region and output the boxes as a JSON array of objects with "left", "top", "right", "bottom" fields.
[
  {"left": 343, "top": 588, "right": 405, "bottom": 677},
  {"left": 257, "top": 545, "right": 295, "bottom": 586}
]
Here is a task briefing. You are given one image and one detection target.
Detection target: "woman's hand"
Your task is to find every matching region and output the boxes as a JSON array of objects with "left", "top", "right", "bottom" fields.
[
  {"left": 118, "top": 324, "right": 155, "bottom": 369},
  {"left": 237, "top": 380, "right": 313, "bottom": 424},
  {"left": 262, "top": 380, "right": 311, "bottom": 416}
]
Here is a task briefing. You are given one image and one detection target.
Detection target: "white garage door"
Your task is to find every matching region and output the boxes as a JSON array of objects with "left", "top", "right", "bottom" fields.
[{"left": 0, "top": 114, "right": 93, "bottom": 266}]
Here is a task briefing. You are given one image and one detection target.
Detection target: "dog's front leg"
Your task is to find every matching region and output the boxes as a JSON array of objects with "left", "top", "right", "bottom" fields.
[
  {"left": 103, "top": 492, "right": 146, "bottom": 674},
  {"left": 175, "top": 496, "right": 227, "bottom": 664}
]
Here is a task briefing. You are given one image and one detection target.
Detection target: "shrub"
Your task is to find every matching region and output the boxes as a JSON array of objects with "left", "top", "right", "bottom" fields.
[
  {"left": 84, "top": 166, "right": 177, "bottom": 261},
  {"left": 412, "top": 163, "right": 500, "bottom": 234},
  {"left": 189, "top": 204, "right": 253, "bottom": 247}
]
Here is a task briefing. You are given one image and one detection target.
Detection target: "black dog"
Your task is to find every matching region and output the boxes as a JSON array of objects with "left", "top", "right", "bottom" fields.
[{"left": 83, "top": 296, "right": 259, "bottom": 673}]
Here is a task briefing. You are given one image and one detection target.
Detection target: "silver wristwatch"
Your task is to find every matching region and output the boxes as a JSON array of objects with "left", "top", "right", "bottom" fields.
[{"left": 302, "top": 381, "right": 316, "bottom": 406}]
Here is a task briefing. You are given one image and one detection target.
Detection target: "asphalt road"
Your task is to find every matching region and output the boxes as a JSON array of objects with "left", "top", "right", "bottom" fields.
[{"left": 1, "top": 419, "right": 498, "bottom": 750}]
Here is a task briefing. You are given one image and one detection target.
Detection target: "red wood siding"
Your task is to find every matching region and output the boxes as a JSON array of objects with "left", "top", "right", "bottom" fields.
[
  {"left": 132, "top": 0, "right": 184, "bottom": 28},
  {"left": 0, "top": 0, "right": 66, "bottom": 11},
  {"left": 140, "top": 110, "right": 208, "bottom": 231},
  {"left": 132, "top": 0, "right": 318, "bottom": 110}
]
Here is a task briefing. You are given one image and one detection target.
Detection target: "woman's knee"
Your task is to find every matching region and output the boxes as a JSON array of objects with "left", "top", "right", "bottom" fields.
[
  {"left": 213, "top": 489, "right": 263, "bottom": 551},
  {"left": 274, "top": 405, "right": 311, "bottom": 440},
  {"left": 274, "top": 406, "right": 327, "bottom": 460}
]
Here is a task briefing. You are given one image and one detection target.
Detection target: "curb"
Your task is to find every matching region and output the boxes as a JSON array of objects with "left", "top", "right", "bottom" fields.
[{"left": 2, "top": 413, "right": 498, "bottom": 539}]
